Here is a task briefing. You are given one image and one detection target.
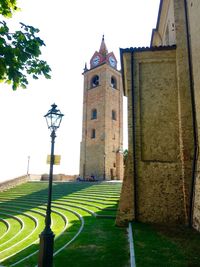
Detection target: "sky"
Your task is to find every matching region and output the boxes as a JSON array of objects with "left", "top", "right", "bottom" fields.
[{"left": 0, "top": 0, "right": 160, "bottom": 182}]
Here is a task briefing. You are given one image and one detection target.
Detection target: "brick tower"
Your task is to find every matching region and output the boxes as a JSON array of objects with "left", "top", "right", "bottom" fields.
[{"left": 79, "top": 36, "right": 123, "bottom": 180}]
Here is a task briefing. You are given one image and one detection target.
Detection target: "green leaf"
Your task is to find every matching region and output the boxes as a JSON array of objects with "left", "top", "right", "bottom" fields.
[
  {"left": 5, "top": 79, "right": 11, "bottom": 84},
  {"left": 0, "top": 0, "right": 19, "bottom": 17},
  {"left": 0, "top": 17, "right": 51, "bottom": 89},
  {"left": 32, "top": 74, "right": 38, "bottom": 79}
]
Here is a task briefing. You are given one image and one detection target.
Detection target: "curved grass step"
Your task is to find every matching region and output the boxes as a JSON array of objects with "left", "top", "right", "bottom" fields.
[
  {"left": 0, "top": 193, "right": 118, "bottom": 206},
  {"left": 0, "top": 181, "right": 122, "bottom": 266},
  {"left": 0, "top": 206, "right": 67, "bottom": 262},
  {"left": 1, "top": 201, "right": 86, "bottom": 265},
  {"left": 0, "top": 218, "right": 9, "bottom": 239},
  {"left": 0, "top": 211, "right": 35, "bottom": 260},
  {"left": 0, "top": 212, "right": 23, "bottom": 245},
  {"left": 6, "top": 208, "right": 84, "bottom": 267}
]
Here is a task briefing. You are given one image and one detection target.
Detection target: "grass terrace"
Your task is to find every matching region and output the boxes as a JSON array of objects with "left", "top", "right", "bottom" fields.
[
  {"left": 2, "top": 181, "right": 199, "bottom": 267},
  {"left": 0, "top": 181, "right": 129, "bottom": 267}
]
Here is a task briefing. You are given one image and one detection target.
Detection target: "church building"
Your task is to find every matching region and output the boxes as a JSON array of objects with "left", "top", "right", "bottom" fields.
[
  {"left": 79, "top": 36, "right": 123, "bottom": 180},
  {"left": 116, "top": 0, "right": 200, "bottom": 232}
]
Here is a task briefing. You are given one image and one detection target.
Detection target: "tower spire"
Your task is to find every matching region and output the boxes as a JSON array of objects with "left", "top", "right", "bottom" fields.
[{"left": 99, "top": 35, "right": 108, "bottom": 57}]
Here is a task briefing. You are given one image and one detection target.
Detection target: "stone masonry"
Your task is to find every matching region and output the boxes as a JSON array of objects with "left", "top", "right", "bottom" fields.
[
  {"left": 187, "top": 0, "right": 200, "bottom": 231},
  {"left": 117, "top": 0, "right": 199, "bottom": 227}
]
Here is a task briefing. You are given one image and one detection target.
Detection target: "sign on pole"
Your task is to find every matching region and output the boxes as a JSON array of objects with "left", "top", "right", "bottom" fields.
[{"left": 46, "top": 155, "right": 61, "bottom": 165}]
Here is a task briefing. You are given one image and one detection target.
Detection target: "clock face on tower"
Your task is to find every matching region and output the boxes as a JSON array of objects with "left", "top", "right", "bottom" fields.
[
  {"left": 108, "top": 56, "right": 116, "bottom": 67},
  {"left": 92, "top": 55, "right": 100, "bottom": 66}
]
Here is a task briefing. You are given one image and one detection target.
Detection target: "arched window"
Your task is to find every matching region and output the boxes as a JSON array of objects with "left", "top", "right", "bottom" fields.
[
  {"left": 91, "top": 129, "right": 96, "bottom": 139},
  {"left": 91, "top": 75, "right": 99, "bottom": 88},
  {"left": 91, "top": 109, "right": 97, "bottom": 120},
  {"left": 111, "top": 76, "right": 117, "bottom": 89},
  {"left": 112, "top": 110, "right": 117, "bottom": 120}
]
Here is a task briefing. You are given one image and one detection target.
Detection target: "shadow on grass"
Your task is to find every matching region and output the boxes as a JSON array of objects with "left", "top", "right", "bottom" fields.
[
  {"left": 0, "top": 181, "right": 129, "bottom": 267},
  {"left": 133, "top": 222, "right": 200, "bottom": 267},
  {"left": 53, "top": 215, "right": 129, "bottom": 267},
  {"left": 3, "top": 214, "right": 129, "bottom": 267},
  {"left": 3, "top": 208, "right": 129, "bottom": 267},
  {"left": 0, "top": 182, "right": 96, "bottom": 216}
]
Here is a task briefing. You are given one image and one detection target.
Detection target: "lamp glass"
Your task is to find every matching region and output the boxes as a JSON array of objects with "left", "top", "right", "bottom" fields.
[{"left": 45, "top": 104, "right": 64, "bottom": 132}]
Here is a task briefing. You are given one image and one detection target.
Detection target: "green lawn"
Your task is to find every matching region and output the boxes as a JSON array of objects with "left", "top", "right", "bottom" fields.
[
  {"left": 2, "top": 181, "right": 199, "bottom": 267},
  {"left": 0, "top": 181, "right": 129, "bottom": 267},
  {"left": 133, "top": 222, "right": 200, "bottom": 267}
]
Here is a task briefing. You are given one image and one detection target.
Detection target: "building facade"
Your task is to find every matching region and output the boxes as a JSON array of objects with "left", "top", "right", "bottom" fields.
[
  {"left": 116, "top": 0, "right": 200, "bottom": 232},
  {"left": 79, "top": 37, "right": 123, "bottom": 180}
]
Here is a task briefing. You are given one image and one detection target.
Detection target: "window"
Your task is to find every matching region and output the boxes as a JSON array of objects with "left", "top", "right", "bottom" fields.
[
  {"left": 91, "top": 75, "right": 99, "bottom": 88},
  {"left": 91, "top": 109, "right": 97, "bottom": 120},
  {"left": 111, "top": 76, "right": 117, "bottom": 89},
  {"left": 112, "top": 110, "right": 116, "bottom": 120},
  {"left": 91, "top": 129, "right": 96, "bottom": 139}
]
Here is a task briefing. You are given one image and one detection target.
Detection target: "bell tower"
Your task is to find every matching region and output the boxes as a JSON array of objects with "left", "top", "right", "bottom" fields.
[{"left": 79, "top": 36, "right": 123, "bottom": 180}]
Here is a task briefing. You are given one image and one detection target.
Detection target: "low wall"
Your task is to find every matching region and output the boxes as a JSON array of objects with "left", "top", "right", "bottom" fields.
[
  {"left": 0, "top": 175, "right": 29, "bottom": 192},
  {"left": 41, "top": 174, "right": 77, "bottom": 182},
  {"left": 29, "top": 174, "right": 42, "bottom": 181}
]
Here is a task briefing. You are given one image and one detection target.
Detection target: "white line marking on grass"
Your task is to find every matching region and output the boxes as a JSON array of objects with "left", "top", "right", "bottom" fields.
[
  {"left": 53, "top": 202, "right": 97, "bottom": 217},
  {"left": 10, "top": 207, "right": 81, "bottom": 267},
  {"left": 9, "top": 209, "right": 68, "bottom": 267},
  {"left": 0, "top": 213, "right": 38, "bottom": 255},
  {"left": 9, "top": 241, "right": 40, "bottom": 266},
  {"left": 6, "top": 184, "right": 118, "bottom": 266},
  {"left": 128, "top": 222, "right": 136, "bottom": 267},
  {"left": 4, "top": 205, "right": 67, "bottom": 265},
  {"left": 0, "top": 202, "right": 66, "bottom": 263},
  {"left": 0, "top": 209, "right": 47, "bottom": 264},
  {"left": 53, "top": 209, "right": 84, "bottom": 257},
  {"left": 0, "top": 212, "right": 24, "bottom": 248},
  {"left": 0, "top": 218, "right": 10, "bottom": 241}
]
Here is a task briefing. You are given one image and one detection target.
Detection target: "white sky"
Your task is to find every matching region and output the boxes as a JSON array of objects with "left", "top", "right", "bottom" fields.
[{"left": 0, "top": 0, "right": 160, "bottom": 182}]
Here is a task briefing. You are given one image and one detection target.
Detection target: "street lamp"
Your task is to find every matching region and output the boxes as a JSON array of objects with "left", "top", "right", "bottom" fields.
[
  {"left": 27, "top": 155, "right": 30, "bottom": 177},
  {"left": 38, "top": 103, "right": 64, "bottom": 267}
]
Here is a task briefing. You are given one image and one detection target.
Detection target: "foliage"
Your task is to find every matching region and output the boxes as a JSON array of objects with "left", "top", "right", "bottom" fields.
[
  {"left": 0, "top": 0, "right": 18, "bottom": 18},
  {"left": 123, "top": 149, "right": 128, "bottom": 165},
  {"left": 0, "top": 0, "right": 51, "bottom": 90}
]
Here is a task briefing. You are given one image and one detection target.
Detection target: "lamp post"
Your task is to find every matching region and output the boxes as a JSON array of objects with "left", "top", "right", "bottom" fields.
[
  {"left": 27, "top": 155, "right": 30, "bottom": 177},
  {"left": 38, "top": 103, "right": 64, "bottom": 267}
]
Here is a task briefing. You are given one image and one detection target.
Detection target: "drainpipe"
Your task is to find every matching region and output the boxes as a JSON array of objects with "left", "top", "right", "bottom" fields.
[
  {"left": 131, "top": 50, "right": 138, "bottom": 221},
  {"left": 184, "top": 0, "right": 199, "bottom": 227}
]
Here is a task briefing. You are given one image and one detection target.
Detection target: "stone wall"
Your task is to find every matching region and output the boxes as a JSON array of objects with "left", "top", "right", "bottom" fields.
[
  {"left": 118, "top": 42, "right": 194, "bottom": 225},
  {"left": 173, "top": 0, "right": 194, "bottom": 223},
  {"left": 151, "top": 0, "right": 176, "bottom": 46},
  {"left": 117, "top": 0, "right": 199, "bottom": 229},
  {"left": 116, "top": 153, "right": 134, "bottom": 226},
  {"left": 187, "top": 0, "right": 200, "bottom": 231},
  {"left": 0, "top": 175, "right": 29, "bottom": 192},
  {"left": 134, "top": 48, "right": 186, "bottom": 223},
  {"left": 41, "top": 174, "right": 77, "bottom": 181}
]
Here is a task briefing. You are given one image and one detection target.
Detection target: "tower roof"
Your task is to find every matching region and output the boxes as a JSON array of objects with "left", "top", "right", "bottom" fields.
[
  {"left": 99, "top": 35, "right": 108, "bottom": 57},
  {"left": 89, "top": 35, "right": 117, "bottom": 70}
]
